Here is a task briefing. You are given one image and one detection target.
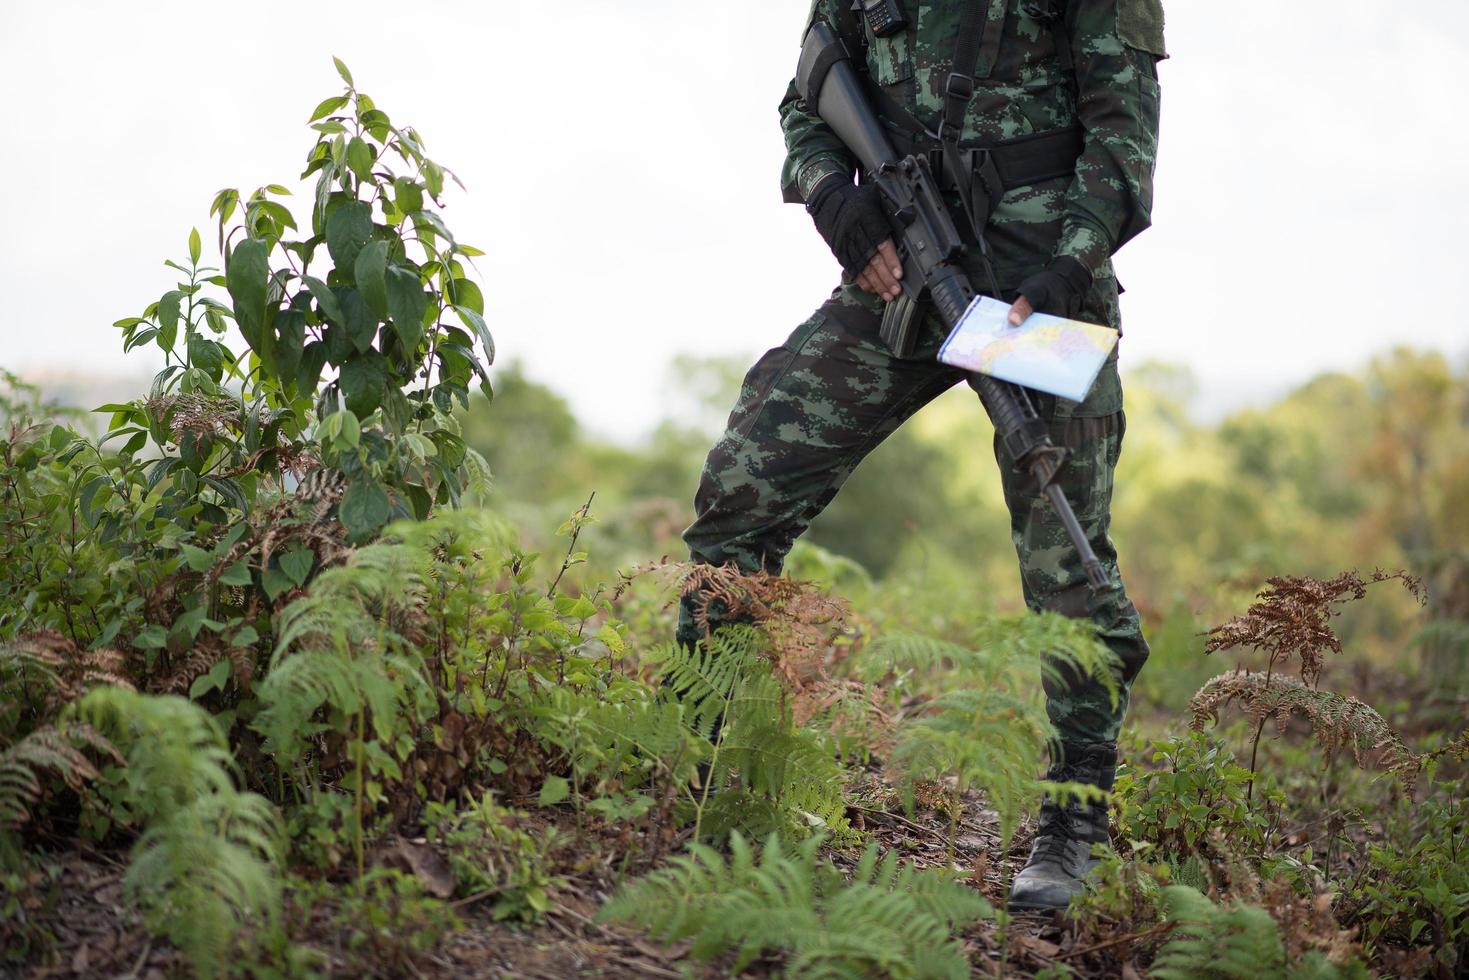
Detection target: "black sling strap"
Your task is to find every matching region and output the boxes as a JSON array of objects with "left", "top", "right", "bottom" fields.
[{"left": 941, "top": 0, "right": 1003, "bottom": 293}]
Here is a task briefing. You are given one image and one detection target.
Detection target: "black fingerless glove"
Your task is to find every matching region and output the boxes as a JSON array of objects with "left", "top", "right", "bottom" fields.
[
  {"left": 805, "top": 177, "right": 892, "bottom": 279},
  {"left": 1016, "top": 256, "right": 1093, "bottom": 318}
]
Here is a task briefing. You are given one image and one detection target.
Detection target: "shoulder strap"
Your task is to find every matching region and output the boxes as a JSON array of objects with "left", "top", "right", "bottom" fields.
[{"left": 940, "top": 1, "right": 990, "bottom": 142}]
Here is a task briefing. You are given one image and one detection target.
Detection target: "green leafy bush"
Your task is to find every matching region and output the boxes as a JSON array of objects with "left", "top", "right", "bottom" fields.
[{"left": 1113, "top": 731, "right": 1271, "bottom": 863}]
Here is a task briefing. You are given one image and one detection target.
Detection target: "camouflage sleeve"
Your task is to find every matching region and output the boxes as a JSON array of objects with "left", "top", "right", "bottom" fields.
[
  {"left": 778, "top": 0, "right": 858, "bottom": 204},
  {"left": 1053, "top": 0, "right": 1166, "bottom": 275}
]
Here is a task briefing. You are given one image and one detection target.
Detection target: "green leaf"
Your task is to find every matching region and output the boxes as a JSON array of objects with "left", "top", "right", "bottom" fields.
[
  {"left": 227, "top": 238, "right": 270, "bottom": 345},
  {"left": 446, "top": 277, "right": 483, "bottom": 314},
  {"left": 274, "top": 309, "right": 306, "bottom": 384},
  {"left": 219, "top": 561, "right": 253, "bottom": 586},
  {"left": 339, "top": 351, "right": 387, "bottom": 416},
  {"left": 346, "top": 137, "right": 375, "bottom": 183},
  {"left": 332, "top": 56, "right": 354, "bottom": 86},
  {"left": 158, "top": 290, "right": 183, "bottom": 336},
  {"left": 188, "top": 227, "right": 202, "bottom": 265},
  {"left": 279, "top": 545, "right": 314, "bottom": 587},
  {"left": 189, "top": 659, "right": 231, "bottom": 700},
  {"left": 393, "top": 178, "right": 423, "bottom": 215},
  {"left": 187, "top": 333, "right": 224, "bottom": 378},
  {"left": 302, "top": 275, "right": 345, "bottom": 325},
  {"left": 134, "top": 624, "right": 169, "bottom": 649},
  {"left": 339, "top": 478, "right": 390, "bottom": 539},
  {"left": 179, "top": 542, "right": 215, "bottom": 573},
  {"left": 308, "top": 94, "right": 350, "bottom": 122},
  {"left": 385, "top": 266, "right": 427, "bottom": 350},
  {"left": 262, "top": 568, "right": 294, "bottom": 601},
  {"left": 538, "top": 776, "right": 570, "bottom": 807},
  {"left": 334, "top": 287, "right": 377, "bottom": 353},
  {"left": 453, "top": 305, "right": 495, "bottom": 365},
  {"left": 354, "top": 240, "right": 389, "bottom": 318},
  {"left": 325, "top": 201, "right": 373, "bottom": 270}
]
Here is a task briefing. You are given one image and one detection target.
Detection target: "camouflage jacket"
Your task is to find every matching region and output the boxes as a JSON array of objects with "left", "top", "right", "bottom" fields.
[{"left": 780, "top": 0, "right": 1165, "bottom": 288}]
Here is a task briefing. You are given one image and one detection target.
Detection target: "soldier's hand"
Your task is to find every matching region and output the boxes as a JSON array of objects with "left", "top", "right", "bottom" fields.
[
  {"left": 855, "top": 240, "right": 903, "bottom": 301},
  {"left": 1006, "top": 295, "right": 1034, "bottom": 326},
  {"left": 1011, "top": 256, "right": 1092, "bottom": 323}
]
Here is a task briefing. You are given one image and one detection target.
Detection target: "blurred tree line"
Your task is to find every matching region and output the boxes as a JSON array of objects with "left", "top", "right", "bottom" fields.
[{"left": 459, "top": 348, "right": 1469, "bottom": 710}]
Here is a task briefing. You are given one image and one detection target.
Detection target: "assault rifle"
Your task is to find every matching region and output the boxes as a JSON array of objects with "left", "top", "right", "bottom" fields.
[{"left": 796, "top": 21, "right": 1111, "bottom": 592}]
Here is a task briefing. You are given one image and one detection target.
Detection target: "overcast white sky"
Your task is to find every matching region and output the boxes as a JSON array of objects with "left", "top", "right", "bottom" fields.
[{"left": 3, "top": 1, "right": 1466, "bottom": 440}]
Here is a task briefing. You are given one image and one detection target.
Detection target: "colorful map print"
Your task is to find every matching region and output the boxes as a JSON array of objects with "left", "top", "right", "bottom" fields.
[{"left": 937, "top": 296, "right": 1118, "bottom": 402}]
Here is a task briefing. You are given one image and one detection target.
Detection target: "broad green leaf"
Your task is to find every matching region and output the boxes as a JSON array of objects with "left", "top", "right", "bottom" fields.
[
  {"left": 346, "top": 137, "right": 375, "bottom": 182},
  {"left": 189, "top": 659, "right": 231, "bottom": 700},
  {"left": 302, "top": 275, "right": 345, "bottom": 325},
  {"left": 385, "top": 266, "right": 427, "bottom": 350},
  {"left": 178, "top": 542, "right": 214, "bottom": 573},
  {"left": 334, "top": 408, "right": 361, "bottom": 448},
  {"left": 188, "top": 227, "right": 202, "bottom": 264},
  {"left": 538, "top": 776, "right": 570, "bottom": 807},
  {"left": 227, "top": 238, "right": 269, "bottom": 345},
  {"left": 354, "top": 240, "right": 389, "bottom": 317},
  {"left": 308, "top": 94, "right": 349, "bottom": 123},
  {"left": 274, "top": 309, "right": 306, "bottom": 384},
  {"left": 339, "top": 477, "right": 390, "bottom": 539},
  {"left": 295, "top": 340, "right": 328, "bottom": 394},
  {"left": 339, "top": 351, "right": 387, "bottom": 416},
  {"left": 325, "top": 201, "right": 373, "bottom": 269},
  {"left": 332, "top": 56, "right": 353, "bottom": 86},
  {"left": 332, "top": 286, "right": 377, "bottom": 353},
  {"left": 393, "top": 178, "right": 423, "bottom": 215},
  {"left": 262, "top": 568, "right": 294, "bottom": 601},
  {"left": 453, "top": 305, "right": 495, "bottom": 365},
  {"left": 446, "top": 277, "right": 483, "bottom": 314},
  {"left": 279, "top": 545, "right": 314, "bottom": 587},
  {"left": 219, "top": 561, "right": 253, "bottom": 586},
  {"left": 188, "top": 334, "right": 224, "bottom": 377},
  {"left": 158, "top": 289, "right": 183, "bottom": 335}
]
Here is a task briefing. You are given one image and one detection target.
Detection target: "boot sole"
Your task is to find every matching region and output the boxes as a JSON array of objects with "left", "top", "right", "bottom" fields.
[{"left": 1006, "top": 898, "right": 1068, "bottom": 914}]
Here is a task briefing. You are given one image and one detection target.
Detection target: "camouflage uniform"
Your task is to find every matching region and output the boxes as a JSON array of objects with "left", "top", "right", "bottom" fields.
[{"left": 681, "top": 0, "right": 1165, "bottom": 747}]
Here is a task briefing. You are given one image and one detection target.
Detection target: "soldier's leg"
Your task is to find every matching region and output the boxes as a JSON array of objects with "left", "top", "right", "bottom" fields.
[
  {"left": 994, "top": 280, "right": 1149, "bottom": 911},
  {"left": 995, "top": 402, "right": 1149, "bottom": 742},
  {"left": 678, "top": 285, "right": 961, "bottom": 647}
]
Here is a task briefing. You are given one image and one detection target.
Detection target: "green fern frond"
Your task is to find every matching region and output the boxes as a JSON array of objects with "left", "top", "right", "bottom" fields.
[
  {"left": 862, "top": 612, "right": 1120, "bottom": 709},
  {"left": 655, "top": 626, "right": 764, "bottom": 739},
  {"left": 76, "top": 687, "right": 238, "bottom": 816},
  {"left": 125, "top": 790, "right": 282, "bottom": 978},
  {"left": 600, "top": 832, "right": 990, "bottom": 979},
  {"left": 1151, "top": 885, "right": 1287, "bottom": 979},
  {"left": 74, "top": 687, "right": 282, "bottom": 979},
  {"left": 891, "top": 687, "right": 1053, "bottom": 845}
]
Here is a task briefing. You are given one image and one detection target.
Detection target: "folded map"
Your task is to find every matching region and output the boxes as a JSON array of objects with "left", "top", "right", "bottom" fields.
[{"left": 937, "top": 296, "right": 1119, "bottom": 403}]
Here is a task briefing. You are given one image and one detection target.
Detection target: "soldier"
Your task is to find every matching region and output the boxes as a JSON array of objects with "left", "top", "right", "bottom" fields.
[{"left": 679, "top": 0, "right": 1165, "bottom": 911}]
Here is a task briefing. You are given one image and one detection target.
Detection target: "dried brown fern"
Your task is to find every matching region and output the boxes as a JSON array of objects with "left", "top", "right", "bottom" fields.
[
  {"left": 1189, "top": 671, "right": 1418, "bottom": 790},
  {"left": 150, "top": 635, "right": 258, "bottom": 696},
  {"left": 618, "top": 559, "right": 886, "bottom": 753},
  {"left": 1204, "top": 569, "right": 1425, "bottom": 686},
  {"left": 0, "top": 722, "right": 122, "bottom": 828},
  {"left": 2, "top": 631, "right": 135, "bottom": 716}
]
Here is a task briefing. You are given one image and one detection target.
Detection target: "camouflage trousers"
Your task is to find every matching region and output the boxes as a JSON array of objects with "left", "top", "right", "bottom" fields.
[{"left": 679, "top": 273, "right": 1150, "bottom": 746}]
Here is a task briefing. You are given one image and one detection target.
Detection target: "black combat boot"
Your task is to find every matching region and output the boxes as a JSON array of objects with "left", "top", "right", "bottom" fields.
[{"left": 1007, "top": 741, "right": 1117, "bottom": 913}]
